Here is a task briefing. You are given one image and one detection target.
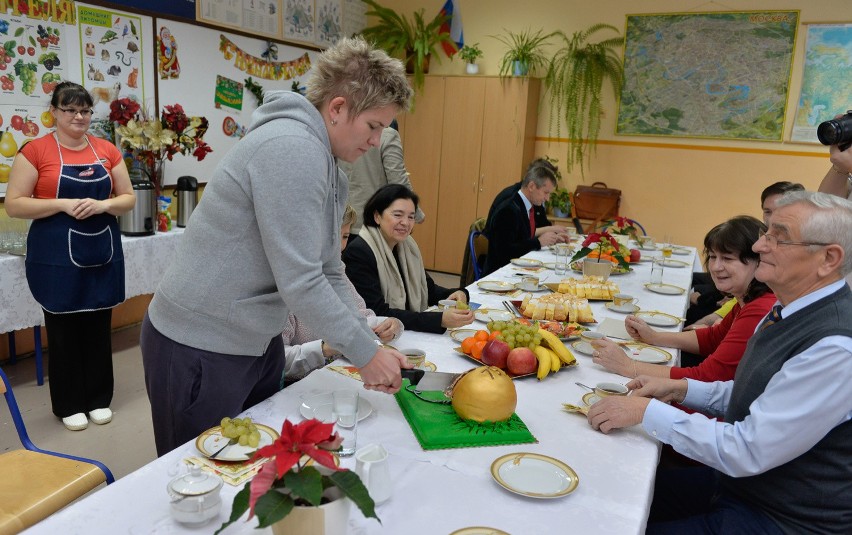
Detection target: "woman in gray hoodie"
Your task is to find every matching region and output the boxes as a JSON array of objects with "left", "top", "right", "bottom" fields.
[{"left": 140, "top": 37, "right": 414, "bottom": 456}]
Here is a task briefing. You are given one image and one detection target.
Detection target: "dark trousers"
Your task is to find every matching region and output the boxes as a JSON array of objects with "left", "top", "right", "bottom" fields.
[
  {"left": 140, "top": 314, "right": 286, "bottom": 456},
  {"left": 647, "top": 466, "right": 783, "bottom": 534},
  {"left": 43, "top": 308, "right": 114, "bottom": 418}
]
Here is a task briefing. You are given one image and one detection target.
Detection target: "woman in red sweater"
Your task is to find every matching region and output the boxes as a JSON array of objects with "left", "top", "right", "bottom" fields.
[{"left": 591, "top": 215, "right": 774, "bottom": 382}]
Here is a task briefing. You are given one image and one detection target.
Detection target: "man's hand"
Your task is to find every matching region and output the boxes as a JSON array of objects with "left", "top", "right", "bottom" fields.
[
  {"left": 538, "top": 231, "right": 561, "bottom": 247},
  {"left": 359, "top": 347, "right": 410, "bottom": 394},
  {"left": 587, "top": 396, "right": 650, "bottom": 434},
  {"left": 627, "top": 375, "right": 688, "bottom": 404}
]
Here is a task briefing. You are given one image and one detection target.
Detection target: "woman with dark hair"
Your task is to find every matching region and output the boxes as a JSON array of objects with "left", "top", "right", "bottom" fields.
[
  {"left": 5, "top": 81, "right": 135, "bottom": 431},
  {"left": 343, "top": 184, "right": 475, "bottom": 333},
  {"left": 591, "top": 215, "right": 775, "bottom": 382}
]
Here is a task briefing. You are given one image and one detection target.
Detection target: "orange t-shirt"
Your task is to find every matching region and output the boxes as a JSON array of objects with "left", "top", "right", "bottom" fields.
[{"left": 20, "top": 134, "right": 124, "bottom": 199}]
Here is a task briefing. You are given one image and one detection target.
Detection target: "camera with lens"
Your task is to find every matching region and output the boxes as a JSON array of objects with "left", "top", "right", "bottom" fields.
[{"left": 817, "top": 110, "right": 852, "bottom": 151}]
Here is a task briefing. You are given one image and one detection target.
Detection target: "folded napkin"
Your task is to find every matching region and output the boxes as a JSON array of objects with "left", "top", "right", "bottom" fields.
[
  {"left": 185, "top": 455, "right": 266, "bottom": 486},
  {"left": 596, "top": 317, "right": 632, "bottom": 340},
  {"left": 395, "top": 381, "right": 537, "bottom": 450}
]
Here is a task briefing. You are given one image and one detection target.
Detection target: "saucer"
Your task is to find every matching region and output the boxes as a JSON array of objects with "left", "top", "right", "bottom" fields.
[
  {"left": 672, "top": 247, "right": 690, "bottom": 256},
  {"left": 476, "top": 280, "right": 515, "bottom": 293},
  {"left": 634, "top": 310, "right": 683, "bottom": 327},
  {"left": 605, "top": 302, "right": 639, "bottom": 314},
  {"left": 475, "top": 309, "right": 513, "bottom": 323},
  {"left": 570, "top": 340, "right": 595, "bottom": 356},
  {"left": 582, "top": 392, "right": 602, "bottom": 406},
  {"left": 621, "top": 342, "right": 672, "bottom": 364},
  {"left": 644, "top": 283, "right": 686, "bottom": 295},
  {"left": 511, "top": 258, "right": 543, "bottom": 268},
  {"left": 659, "top": 259, "right": 689, "bottom": 268},
  {"left": 490, "top": 453, "right": 578, "bottom": 499}
]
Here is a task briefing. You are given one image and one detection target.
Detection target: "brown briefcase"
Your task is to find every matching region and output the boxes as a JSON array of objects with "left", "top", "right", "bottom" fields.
[{"left": 573, "top": 182, "right": 621, "bottom": 221}]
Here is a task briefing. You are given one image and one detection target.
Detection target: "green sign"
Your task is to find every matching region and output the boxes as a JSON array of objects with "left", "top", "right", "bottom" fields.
[{"left": 215, "top": 75, "right": 243, "bottom": 111}]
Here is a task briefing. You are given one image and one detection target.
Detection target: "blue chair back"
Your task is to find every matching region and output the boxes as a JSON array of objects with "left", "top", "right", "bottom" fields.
[{"left": 469, "top": 229, "right": 486, "bottom": 281}]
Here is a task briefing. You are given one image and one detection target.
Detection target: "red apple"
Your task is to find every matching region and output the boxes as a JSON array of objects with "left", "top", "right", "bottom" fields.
[
  {"left": 481, "top": 339, "right": 510, "bottom": 369},
  {"left": 629, "top": 248, "right": 641, "bottom": 262},
  {"left": 507, "top": 347, "right": 537, "bottom": 375}
]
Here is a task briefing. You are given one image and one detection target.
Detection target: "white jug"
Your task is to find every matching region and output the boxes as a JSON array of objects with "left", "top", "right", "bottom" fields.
[{"left": 355, "top": 443, "right": 392, "bottom": 504}]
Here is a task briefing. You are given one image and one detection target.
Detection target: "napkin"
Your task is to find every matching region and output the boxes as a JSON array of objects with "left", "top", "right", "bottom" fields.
[
  {"left": 185, "top": 456, "right": 266, "bottom": 486},
  {"left": 595, "top": 317, "right": 632, "bottom": 341},
  {"left": 395, "top": 380, "right": 537, "bottom": 450}
]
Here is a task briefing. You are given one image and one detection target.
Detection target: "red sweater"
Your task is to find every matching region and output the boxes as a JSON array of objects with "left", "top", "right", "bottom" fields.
[{"left": 669, "top": 291, "right": 776, "bottom": 382}]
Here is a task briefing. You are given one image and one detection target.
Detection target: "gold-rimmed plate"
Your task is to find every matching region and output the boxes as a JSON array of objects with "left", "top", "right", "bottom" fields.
[
  {"left": 672, "top": 247, "right": 690, "bottom": 256},
  {"left": 450, "top": 528, "right": 510, "bottom": 535},
  {"left": 511, "top": 258, "right": 543, "bottom": 268},
  {"left": 474, "top": 309, "right": 514, "bottom": 323},
  {"left": 604, "top": 302, "right": 640, "bottom": 314},
  {"left": 644, "top": 283, "right": 686, "bottom": 295},
  {"left": 621, "top": 342, "right": 672, "bottom": 364},
  {"left": 449, "top": 328, "right": 479, "bottom": 343},
  {"left": 634, "top": 310, "right": 683, "bottom": 327},
  {"left": 196, "top": 423, "right": 278, "bottom": 462},
  {"left": 476, "top": 280, "right": 516, "bottom": 293},
  {"left": 582, "top": 392, "right": 603, "bottom": 406},
  {"left": 490, "top": 452, "right": 579, "bottom": 499},
  {"left": 659, "top": 259, "right": 689, "bottom": 268}
]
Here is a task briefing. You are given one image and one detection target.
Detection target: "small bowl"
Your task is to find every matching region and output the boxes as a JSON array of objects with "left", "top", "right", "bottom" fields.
[{"left": 594, "top": 382, "right": 629, "bottom": 397}]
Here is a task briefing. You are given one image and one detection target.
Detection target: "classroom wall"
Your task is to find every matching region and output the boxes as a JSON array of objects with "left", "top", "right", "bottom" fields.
[{"left": 380, "top": 0, "right": 849, "bottom": 250}]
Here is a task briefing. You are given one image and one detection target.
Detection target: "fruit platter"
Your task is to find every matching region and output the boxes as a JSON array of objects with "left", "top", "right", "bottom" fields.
[
  {"left": 570, "top": 260, "right": 632, "bottom": 275},
  {"left": 455, "top": 320, "right": 577, "bottom": 381},
  {"left": 544, "top": 276, "right": 620, "bottom": 300},
  {"left": 515, "top": 293, "right": 596, "bottom": 323}
]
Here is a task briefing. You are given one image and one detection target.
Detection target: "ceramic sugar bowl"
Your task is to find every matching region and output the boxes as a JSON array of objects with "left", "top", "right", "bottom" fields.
[{"left": 167, "top": 465, "right": 224, "bottom": 525}]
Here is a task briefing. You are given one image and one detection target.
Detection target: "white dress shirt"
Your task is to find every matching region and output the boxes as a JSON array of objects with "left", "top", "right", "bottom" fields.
[{"left": 642, "top": 279, "right": 852, "bottom": 477}]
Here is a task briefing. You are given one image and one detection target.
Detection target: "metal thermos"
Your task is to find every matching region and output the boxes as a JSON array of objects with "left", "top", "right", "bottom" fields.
[
  {"left": 119, "top": 177, "right": 156, "bottom": 236},
  {"left": 174, "top": 176, "right": 198, "bottom": 228}
]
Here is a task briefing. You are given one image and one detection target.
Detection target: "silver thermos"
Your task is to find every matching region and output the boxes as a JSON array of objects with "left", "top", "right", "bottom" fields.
[
  {"left": 174, "top": 176, "right": 198, "bottom": 228},
  {"left": 119, "top": 176, "right": 156, "bottom": 236}
]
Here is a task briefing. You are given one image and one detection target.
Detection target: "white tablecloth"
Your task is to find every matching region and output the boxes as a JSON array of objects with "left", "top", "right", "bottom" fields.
[
  {"left": 25, "top": 241, "right": 696, "bottom": 535},
  {"left": 0, "top": 228, "right": 184, "bottom": 333}
]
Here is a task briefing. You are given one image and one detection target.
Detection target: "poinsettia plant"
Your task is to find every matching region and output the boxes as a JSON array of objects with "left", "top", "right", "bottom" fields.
[
  {"left": 604, "top": 216, "right": 639, "bottom": 238},
  {"left": 571, "top": 230, "right": 629, "bottom": 269},
  {"left": 216, "top": 419, "right": 378, "bottom": 533},
  {"left": 108, "top": 98, "right": 212, "bottom": 193}
]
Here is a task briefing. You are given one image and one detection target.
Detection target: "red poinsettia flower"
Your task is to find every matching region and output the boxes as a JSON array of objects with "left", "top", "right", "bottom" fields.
[
  {"left": 108, "top": 98, "right": 140, "bottom": 126},
  {"left": 192, "top": 140, "right": 212, "bottom": 161}
]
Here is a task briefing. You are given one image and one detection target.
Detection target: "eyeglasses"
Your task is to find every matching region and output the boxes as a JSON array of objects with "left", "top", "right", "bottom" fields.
[
  {"left": 57, "top": 107, "right": 94, "bottom": 117},
  {"left": 757, "top": 229, "right": 832, "bottom": 250}
]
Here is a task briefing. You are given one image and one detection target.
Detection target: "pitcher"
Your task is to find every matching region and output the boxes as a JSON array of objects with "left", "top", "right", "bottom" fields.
[{"left": 355, "top": 444, "right": 392, "bottom": 504}]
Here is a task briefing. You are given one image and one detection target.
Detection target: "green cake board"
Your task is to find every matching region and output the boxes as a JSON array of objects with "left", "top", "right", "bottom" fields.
[{"left": 394, "top": 380, "right": 537, "bottom": 450}]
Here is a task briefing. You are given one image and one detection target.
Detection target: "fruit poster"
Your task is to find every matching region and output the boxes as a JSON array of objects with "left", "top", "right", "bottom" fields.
[
  {"left": 77, "top": 6, "right": 144, "bottom": 119},
  {"left": 0, "top": 13, "right": 69, "bottom": 194}
]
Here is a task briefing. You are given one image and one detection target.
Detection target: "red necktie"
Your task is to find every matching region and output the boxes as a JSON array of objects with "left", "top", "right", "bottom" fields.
[{"left": 529, "top": 207, "right": 536, "bottom": 238}]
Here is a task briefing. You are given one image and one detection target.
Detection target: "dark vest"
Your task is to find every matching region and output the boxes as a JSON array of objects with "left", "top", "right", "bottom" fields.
[{"left": 721, "top": 284, "right": 852, "bottom": 535}]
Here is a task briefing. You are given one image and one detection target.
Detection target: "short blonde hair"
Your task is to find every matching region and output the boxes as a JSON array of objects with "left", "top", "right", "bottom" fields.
[
  {"left": 306, "top": 36, "right": 412, "bottom": 118},
  {"left": 342, "top": 204, "right": 357, "bottom": 228}
]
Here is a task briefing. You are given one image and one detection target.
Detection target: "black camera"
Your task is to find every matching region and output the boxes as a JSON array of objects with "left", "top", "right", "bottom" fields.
[{"left": 817, "top": 110, "right": 852, "bottom": 151}]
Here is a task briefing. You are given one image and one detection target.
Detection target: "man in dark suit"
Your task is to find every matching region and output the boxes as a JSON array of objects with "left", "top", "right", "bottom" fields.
[
  {"left": 483, "top": 165, "right": 567, "bottom": 275},
  {"left": 485, "top": 158, "right": 556, "bottom": 237}
]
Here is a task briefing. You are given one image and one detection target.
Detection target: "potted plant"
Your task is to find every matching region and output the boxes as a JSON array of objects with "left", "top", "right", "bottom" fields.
[
  {"left": 571, "top": 230, "right": 629, "bottom": 270},
  {"left": 493, "top": 28, "right": 554, "bottom": 78},
  {"left": 216, "top": 419, "right": 377, "bottom": 535},
  {"left": 360, "top": 0, "right": 456, "bottom": 91},
  {"left": 544, "top": 24, "right": 624, "bottom": 174},
  {"left": 547, "top": 187, "right": 572, "bottom": 218},
  {"left": 459, "top": 43, "right": 483, "bottom": 74}
]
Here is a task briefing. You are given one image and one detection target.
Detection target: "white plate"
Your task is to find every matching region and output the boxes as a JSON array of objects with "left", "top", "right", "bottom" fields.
[
  {"left": 604, "top": 302, "right": 640, "bottom": 314},
  {"left": 475, "top": 309, "right": 513, "bottom": 323},
  {"left": 644, "top": 283, "right": 686, "bottom": 295},
  {"left": 659, "top": 259, "right": 689, "bottom": 268},
  {"left": 476, "top": 280, "right": 515, "bottom": 293},
  {"left": 196, "top": 423, "right": 278, "bottom": 461},
  {"left": 511, "top": 258, "right": 543, "bottom": 268},
  {"left": 570, "top": 340, "right": 595, "bottom": 356},
  {"left": 542, "top": 262, "right": 558, "bottom": 270},
  {"left": 634, "top": 310, "right": 683, "bottom": 327},
  {"left": 672, "top": 247, "right": 690, "bottom": 256},
  {"left": 449, "top": 328, "right": 479, "bottom": 343},
  {"left": 515, "top": 282, "right": 547, "bottom": 292},
  {"left": 450, "top": 528, "right": 510, "bottom": 535},
  {"left": 490, "top": 453, "right": 579, "bottom": 499},
  {"left": 582, "top": 392, "right": 602, "bottom": 406},
  {"left": 638, "top": 243, "right": 658, "bottom": 251},
  {"left": 299, "top": 393, "right": 373, "bottom": 422},
  {"left": 621, "top": 343, "right": 672, "bottom": 364}
]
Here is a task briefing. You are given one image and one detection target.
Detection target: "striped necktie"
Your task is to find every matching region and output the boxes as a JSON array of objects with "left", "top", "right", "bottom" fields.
[{"left": 760, "top": 305, "right": 784, "bottom": 331}]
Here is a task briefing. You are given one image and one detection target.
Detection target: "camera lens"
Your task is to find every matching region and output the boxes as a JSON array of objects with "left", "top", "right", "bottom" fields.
[{"left": 817, "top": 112, "right": 852, "bottom": 149}]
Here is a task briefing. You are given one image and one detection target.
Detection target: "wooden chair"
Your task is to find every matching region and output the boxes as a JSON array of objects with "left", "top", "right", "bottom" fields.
[{"left": 0, "top": 367, "right": 114, "bottom": 534}]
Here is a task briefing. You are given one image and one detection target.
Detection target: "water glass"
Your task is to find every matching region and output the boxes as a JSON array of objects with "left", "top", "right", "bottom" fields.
[
  {"left": 650, "top": 258, "right": 665, "bottom": 285},
  {"left": 333, "top": 390, "right": 359, "bottom": 457},
  {"left": 554, "top": 243, "right": 572, "bottom": 276}
]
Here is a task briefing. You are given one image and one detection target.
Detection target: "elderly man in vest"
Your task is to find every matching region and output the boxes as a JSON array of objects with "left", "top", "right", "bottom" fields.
[{"left": 587, "top": 191, "right": 852, "bottom": 534}]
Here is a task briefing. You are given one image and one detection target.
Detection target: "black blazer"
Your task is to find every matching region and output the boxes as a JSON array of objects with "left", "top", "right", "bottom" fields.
[
  {"left": 485, "top": 182, "right": 550, "bottom": 239},
  {"left": 483, "top": 193, "right": 540, "bottom": 275},
  {"left": 342, "top": 236, "right": 465, "bottom": 334}
]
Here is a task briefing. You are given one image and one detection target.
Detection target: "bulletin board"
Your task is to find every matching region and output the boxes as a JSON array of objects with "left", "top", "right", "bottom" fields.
[{"left": 154, "top": 18, "right": 318, "bottom": 186}]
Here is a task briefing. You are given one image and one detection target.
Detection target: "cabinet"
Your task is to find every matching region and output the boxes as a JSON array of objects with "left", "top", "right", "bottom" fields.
[{"left": 398, "top": 75, "right": 540, "bottom": 273}]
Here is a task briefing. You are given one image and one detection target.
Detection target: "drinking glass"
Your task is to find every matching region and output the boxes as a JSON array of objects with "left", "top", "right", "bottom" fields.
[
  {"left": 650, "top": 258, "right": 665, "bottom": 285},
  {"left": 660, "top": 235, "right": 673, "bottom": 259},
  {"left": 554, "top": 243, "right": 572, "bottom": 276},
  {"left": 333, "top": 390, "right": 359, "bottom": 457}
]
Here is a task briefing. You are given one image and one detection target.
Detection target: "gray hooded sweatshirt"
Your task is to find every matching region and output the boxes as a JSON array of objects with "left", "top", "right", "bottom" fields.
[{"left": 147, "top": 91, "right": 379, "bottom": 366}]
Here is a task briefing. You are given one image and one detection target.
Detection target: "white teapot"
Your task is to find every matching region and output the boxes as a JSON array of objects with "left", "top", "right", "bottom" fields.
[{"left": 166, "top": 465, "right": 223, "bottom": 525}]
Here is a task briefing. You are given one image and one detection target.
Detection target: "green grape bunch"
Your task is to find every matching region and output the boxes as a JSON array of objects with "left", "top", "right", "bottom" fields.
[
  {"left": 486, "top": 320, "right": 543, "bottom": 350},
  {"left": 220, "top": 416, "right": 261, "bottom": 448}
]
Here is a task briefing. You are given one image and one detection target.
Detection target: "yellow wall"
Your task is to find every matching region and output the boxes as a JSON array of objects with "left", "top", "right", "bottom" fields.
[{"left": 379, "top": 0, "right": 847, "bottom": 249}]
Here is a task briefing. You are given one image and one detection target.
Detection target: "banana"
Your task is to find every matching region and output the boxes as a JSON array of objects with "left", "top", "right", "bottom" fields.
[
  {"left": 533, "top": 346, "right": 552, "bottom": 380},
  {"left": 538, "top": 328, "right": 577, "bottom": 366},
  {"left": 546, "top": 346, "right": 560, "bottom": 373}
]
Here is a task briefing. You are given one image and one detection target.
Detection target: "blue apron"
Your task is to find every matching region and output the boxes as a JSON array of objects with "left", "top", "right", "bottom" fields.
[{"left": 25, "top": 134, "right": 125, "bottom": 313}]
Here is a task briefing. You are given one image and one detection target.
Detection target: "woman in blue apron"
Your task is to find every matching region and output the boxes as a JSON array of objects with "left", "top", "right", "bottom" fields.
[{"left": 5, "top": 82, "right": 135, "bottom": 431}]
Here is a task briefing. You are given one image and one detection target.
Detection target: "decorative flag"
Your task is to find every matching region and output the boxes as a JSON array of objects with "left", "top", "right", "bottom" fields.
[{"left": 439, "top": 0, "right": 463, "bottom": 57}]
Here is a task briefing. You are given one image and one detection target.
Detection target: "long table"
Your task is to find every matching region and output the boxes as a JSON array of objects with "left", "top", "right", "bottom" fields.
[{"left": 25, "top": 242, "right": 696, "bottom": 535}]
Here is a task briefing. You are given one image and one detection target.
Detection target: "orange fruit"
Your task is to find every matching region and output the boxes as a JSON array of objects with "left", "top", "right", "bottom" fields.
[
  {"left": 488, "top": 330, "right": 502, "bottom": 341},
  {"left": 474, "top": 330, "right": 489, "bottom": 342},
  {"left": 471, "top": 340, "right": 487, "bottom": 359},
  {"left": 461, "top": 337, "right": 476, "bottom": 354}
]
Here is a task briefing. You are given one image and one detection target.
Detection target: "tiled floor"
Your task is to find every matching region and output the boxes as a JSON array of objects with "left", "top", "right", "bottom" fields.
[{"left": 0, "top": 271, "right": 461, "bottom": 481}]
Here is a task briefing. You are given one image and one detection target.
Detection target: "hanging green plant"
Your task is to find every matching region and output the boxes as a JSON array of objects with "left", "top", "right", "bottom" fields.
[
  {"left": 544, "top": 24, "right": 624, "bottom": 174},
  {"left": 492, "top": 28, "right": 554, "bottom": 78}
]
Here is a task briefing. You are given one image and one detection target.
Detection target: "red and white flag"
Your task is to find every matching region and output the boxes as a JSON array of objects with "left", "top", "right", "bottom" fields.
[{"left": 438, "top": 0, "right": 463, "bottom": 57}]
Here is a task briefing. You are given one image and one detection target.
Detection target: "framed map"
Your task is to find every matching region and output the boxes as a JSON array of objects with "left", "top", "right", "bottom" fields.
[
  {"left": 790, "top": 23, "right": 852, "bottom": 145},
  {"left": 616, "top": 11, "right": 799, "bottom": 141}
]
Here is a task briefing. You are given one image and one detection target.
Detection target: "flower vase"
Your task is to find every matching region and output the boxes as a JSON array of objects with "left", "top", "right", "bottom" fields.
[
  {"left": 143, "top": 160, "right": 165, "bottom": 199},
  {"left": 465, "top": 62, "right": 479, "bottom": 75},
  {"left": 270, "top": 489, "right": 352, "bottom": 535},
  {"left": 553, "top": 207, "right": 569, "bottom": 218}
]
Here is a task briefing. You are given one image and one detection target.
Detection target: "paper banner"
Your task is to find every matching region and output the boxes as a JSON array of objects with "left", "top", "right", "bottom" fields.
[{"left": 218, "top": 34, "right": 310, "bottom": 81}]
